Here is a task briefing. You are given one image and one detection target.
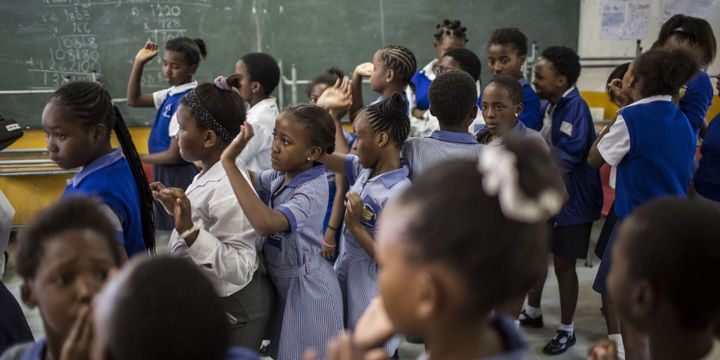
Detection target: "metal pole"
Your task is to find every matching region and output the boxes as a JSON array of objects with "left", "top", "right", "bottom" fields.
[
  {"left": 278, "top": 59, "right": 284, "bottom": 108},
  {"left": 291, "top": 63, "right": 298, "bottom": 105}
]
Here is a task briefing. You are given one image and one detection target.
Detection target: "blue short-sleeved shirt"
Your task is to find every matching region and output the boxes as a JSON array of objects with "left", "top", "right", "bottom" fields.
[
  {"left": 256, "top": 164, "right": 329, "bottom": 268},
  {"left": 342, "top": 155, "right": 411, "bottom": 255},
  {"left": 401, "top": 130, "right": 483, "bottom": 180}
]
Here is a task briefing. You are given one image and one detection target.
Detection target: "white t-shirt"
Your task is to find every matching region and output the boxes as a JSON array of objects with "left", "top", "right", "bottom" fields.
[{"left": 239, "top": 97, "right": 279, "bottom": 173}]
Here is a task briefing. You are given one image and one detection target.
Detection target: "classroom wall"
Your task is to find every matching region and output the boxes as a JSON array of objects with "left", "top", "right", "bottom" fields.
[{"left": 576, "top": 0, "right": 720, "bottom": 114}]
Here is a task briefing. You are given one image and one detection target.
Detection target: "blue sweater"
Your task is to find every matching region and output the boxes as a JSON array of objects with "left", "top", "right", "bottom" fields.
[
  {"left": 148, "top": 89, "right": 193, "bottom": 154},
  {"left": 63, "top": 150, "right": 146, "bottom": 256},
  {"left": 694, "top": 113, "right": 720, "bottom": 202},
  {"left": 680, "top": 71, "right": 713, "bottom": 137},
  {"left": 615, "top": 101, "right": 695, "bottom": 219},
  {"left": 541, "top": 88, "right": 602, "bottom": 225}
]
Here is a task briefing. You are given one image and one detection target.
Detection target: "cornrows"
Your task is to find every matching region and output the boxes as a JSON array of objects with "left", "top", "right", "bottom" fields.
[
  {"left": 379, "top": 45, "right": 417, "bottom": 89},
  {"left": 365, "top": 92, "right": 410, "bottom": 145}
]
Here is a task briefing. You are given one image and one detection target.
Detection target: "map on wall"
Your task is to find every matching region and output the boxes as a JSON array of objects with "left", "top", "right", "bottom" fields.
[
  {"left": 600, "top": 0, "right": 651, "bottom": 40},
  {"left": 660, "top": 0, "right": 716, "bottom": 23}
]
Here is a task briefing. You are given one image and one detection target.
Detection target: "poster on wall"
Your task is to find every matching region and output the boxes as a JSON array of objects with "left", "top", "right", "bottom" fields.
[
  {"left": 660, "top": 0, "right": 716, "bottom": 23},
  {"left": 600, "top": 0, "right": 651, "bottom": 40}
]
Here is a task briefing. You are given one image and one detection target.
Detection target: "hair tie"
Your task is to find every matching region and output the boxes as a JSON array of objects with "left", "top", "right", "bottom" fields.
[
  {"left": 184, "top": 90, "right": 236, "bottom": 143},
  {"left": 477, "top": 146, "right": 564, "bottom": 223},
  {"left": 213, "top": 76, "right": 232, "bottom": 91}
]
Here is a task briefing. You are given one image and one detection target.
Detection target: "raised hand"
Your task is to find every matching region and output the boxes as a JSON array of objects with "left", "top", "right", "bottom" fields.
[
  {"left": 134, "top": 41, "right": 159, "bottom": 65},
  {"left": 221, "top": 122, "right": 255, "bottom": 164},
  {"left": 150, "top": 181, "right": 175, "bottom": 215},
  {"left": 317, "top": 77, "right": 352, "bottom": 112},
  {"left": 353, "top": 62, "right": 374, "bottom": 78}
]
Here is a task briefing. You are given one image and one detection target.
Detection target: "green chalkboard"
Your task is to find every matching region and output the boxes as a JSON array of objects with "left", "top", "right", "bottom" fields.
[{"left": 0, "top": 0, "right": 579, "bottom": 128}]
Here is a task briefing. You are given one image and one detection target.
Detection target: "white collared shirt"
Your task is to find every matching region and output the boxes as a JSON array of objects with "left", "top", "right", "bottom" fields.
[
  {"left": 540, "top": 87, "right": 576, "bottom": 145},
  {"left": 169, "top": 160, "right": 260, "bottom": 297},
  {"left": 239, "top": 97, "right": 279, "bottom": 173},
  {"left": 153, "top": 81, "right": 199, "bottom": 138}
]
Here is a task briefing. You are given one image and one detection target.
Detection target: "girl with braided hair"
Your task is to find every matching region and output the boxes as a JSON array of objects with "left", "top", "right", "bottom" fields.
[
  {"left": 349, "top": 45, "right": 417, "bottom": 122},
  {"left": 41, "top": 81, "right": 154, "bottom": 258},
  {"left": 318, "top": 93, "right": 412, "bottom": 356}
]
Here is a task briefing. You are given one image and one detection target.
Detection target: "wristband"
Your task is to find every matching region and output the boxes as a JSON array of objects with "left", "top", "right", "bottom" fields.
[
  {"left": 323, "top": 239, "right": 337, "bottom": 248},
  {"left": 179, "top": 219, "right": 203, "bottom": 240}
]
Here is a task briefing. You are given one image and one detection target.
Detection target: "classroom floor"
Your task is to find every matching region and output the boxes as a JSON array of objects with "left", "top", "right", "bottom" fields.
[{"left": 2, "top": 221, "right": 608, "bottom": 360}]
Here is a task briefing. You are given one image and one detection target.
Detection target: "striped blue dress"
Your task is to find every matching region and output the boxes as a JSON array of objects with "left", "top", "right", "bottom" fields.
[
  {"left": 401, "top": 130, "right": 484, "bottom": 180},
  {"left": 334, "top": 155, "right": 411, "bottom": 355},
  {"left": 256, "top": 164, "right": 344, "bottom": 360}
]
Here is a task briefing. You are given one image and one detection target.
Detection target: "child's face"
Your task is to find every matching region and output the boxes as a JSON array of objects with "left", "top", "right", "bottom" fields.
[
  {"left": 487, "top": 43, "right": 525, "bottom": 78},
  {"left": 21, "top": 229, "right": 117, "bottom": 347},
  {"left": 369, "top": 51, "right": 388, "bottom": 93},
  {"left": 481, "top": 84, "right": 522, "bottom": 136},
  {"left": 271, "top": 112, "right": 317, "bottom": 173},
  {"left": 175, "top": 103, "right": 208, "bottom": 163},
  {"left": 42, "top": 100, "right": 99, "bottom": 170},
  {"left": 433, "top": 35, "right": 465, "bottom": 61},
  {"left": 352, "top": 111, "right": 382, "bottom": 169},
  {"left": 532, "top": 59, "right": 563, "bottom": 101},
  {"left": 434, "top": 55, "right": 462, "bottom": 77},
  {"left": 162, "top": 50, "right": 196, "bottom": 86},
  {"left": 234, "top": 60, "right": 255, "bottom": 102},
  {"left": 376, "top": 201, "right": 427, "bottom": 336},
  {"left": 309, "top": 83, "right": 329, "bottom": 104}
]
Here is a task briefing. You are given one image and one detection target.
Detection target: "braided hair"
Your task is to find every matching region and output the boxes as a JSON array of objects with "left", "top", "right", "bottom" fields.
[
  {"left": 434, "top": 19, "right": 469, "bottom": 43},
  {"left": 51, "top": 81, "right": 155, "bottom": 252},
  {"left": 378, "top": 45, "right": 417, "bottom": 91},
  {"left": 283, "top": 104, "right": 336, "bottom": 154},
  {"left": 364, "top": 93, "right": 410, "bottom": 145}
]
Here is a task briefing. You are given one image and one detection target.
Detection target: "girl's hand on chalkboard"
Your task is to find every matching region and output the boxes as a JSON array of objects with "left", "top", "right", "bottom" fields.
[
  {"left": 353, "top": 62, "right": 374, "bottom": 78},
  {"left": 134, "top": 41, "right": 159, "bottom": 65},
  {"left": 221, "top": 122, "right": 255, "bottom": 164},
  {"left": 317, "top": 77, "right": 352, "bottom": 112}
]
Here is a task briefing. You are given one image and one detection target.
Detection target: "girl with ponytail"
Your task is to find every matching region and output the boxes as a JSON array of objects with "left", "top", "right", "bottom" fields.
[
  {"left": 589, "top": 45, "right": 701, "bottom": 358},
  {"left": 318, "top": 93, "right": 412, "bottom": 356},
  {"left": 42, "top": 81, "right": 154, "bottom": 258}
]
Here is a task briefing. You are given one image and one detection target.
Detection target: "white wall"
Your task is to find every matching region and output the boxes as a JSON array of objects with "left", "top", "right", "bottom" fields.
[{"left": 576, "top": 0, "right": 720, "bottom": 92}]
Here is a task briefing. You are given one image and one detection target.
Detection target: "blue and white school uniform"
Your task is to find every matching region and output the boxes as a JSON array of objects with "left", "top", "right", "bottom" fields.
[
  {"left": 593, "top": 95, "right": 695, "bottom": 294},
  {"left": 680, "top": 71, "right": 713, "bottom": 137},
  {"left": 409, "top": 60, "right": 437, "bottom": 113},
  {"left": 539, "top": 87, "right": 602, "bottom": 258},
  {"left": 151, "top": 81, "right": 200, "bottom": 231},
  {"left": 239, "top": 97, "right": 279, "bottom": 173},
  {"left": 401, "top": 130, "right": 484, "bottom": 180},
  {"left": 415, "top": 315, "right": 531, "bottom": 360},
  {"left": 255, "top": 164, "right": 343, "bottom": 360},
  {"left": 695, "top": 113, "right": 720, "bottom": 202},
  {"left": 334, "top": 155, "right": 410, "bottom": 354},
  {"left": 517, "top": 76, "right": 542, "bottom": 131},
  {"left": 63, "top": 149, "right": 146, "bottom": 257}
]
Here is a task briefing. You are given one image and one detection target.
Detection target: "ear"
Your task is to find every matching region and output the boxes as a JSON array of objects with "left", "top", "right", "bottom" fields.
[
  {"left": 518, "top": 54, "right": 527, "bottom": 65},
  {"left": 251, "top": 81, "right": 263, "bottom": 96},
  {"left": 203, "top": 129, "right": 218, "bottom": 149},
  {"left": 306, "top": 146, "right": 323, "bottom": 162},
  {"left": 21, "top": 282, "right": 38, "bottom": 308},
  {"left": 92, "top": 123, "right": 108, "bottom": 143},
  {"left": 515, "top": 102, "right": 524, "bottom": 117},
  {"left": 555, "top": 75, "right": 568, "bottom": 90},
  {"left": 432, "top": 38, "right": 439, "bottom": 48},
  {"left": 414, "top": 271, "right": 440, "bottom": 322},
  {"left": 188, "top": 64, "right": 198, "bottom": 77},
  {"left": 377, "top": 131, "right": 390, "bottom": 148},
  {"left": 629, "top": 279, "right": 657, "bottom": 321},
  {"left": 386, "top": 68, "right": 396, "bottom": 84},
  {"left": 461, "top": 105, "right": 479, "bottom": 128}
]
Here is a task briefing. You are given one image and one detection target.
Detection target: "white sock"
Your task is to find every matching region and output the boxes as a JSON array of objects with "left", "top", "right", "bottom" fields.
[
  {"left": 558, "top": 323, "right": 574, "bottom": 334},
  {"left": 609, "top": 333, "right": 625, "bottom": 360},
  {"left": 523, "top": 305, "right": 542, "bottom": 318}
]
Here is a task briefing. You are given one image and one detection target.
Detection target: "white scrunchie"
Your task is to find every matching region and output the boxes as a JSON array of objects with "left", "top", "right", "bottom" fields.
[{"left": 477, "top": 146, "right": 564, "bottom": 223}]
